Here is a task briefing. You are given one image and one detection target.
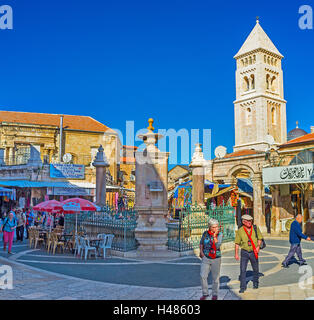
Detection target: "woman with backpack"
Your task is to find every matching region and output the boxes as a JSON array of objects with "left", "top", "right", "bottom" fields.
[{"left": 1, "top": 212, "right": 17, "bottom": 254}]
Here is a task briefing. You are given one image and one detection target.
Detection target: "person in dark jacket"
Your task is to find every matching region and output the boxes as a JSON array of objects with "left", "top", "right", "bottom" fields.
[{"left": 282, "top": 214, "right": 311, "bottom": 268}]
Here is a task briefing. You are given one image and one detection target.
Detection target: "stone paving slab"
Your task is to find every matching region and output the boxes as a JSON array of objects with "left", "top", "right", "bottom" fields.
[{"left": 0, "top": 238, "right": 313, "bottom": 300}]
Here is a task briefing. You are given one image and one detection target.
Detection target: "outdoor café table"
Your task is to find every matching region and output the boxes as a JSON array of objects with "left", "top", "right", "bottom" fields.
[{"left": 57, "top": 234, "right": 73, "bottom": 252}]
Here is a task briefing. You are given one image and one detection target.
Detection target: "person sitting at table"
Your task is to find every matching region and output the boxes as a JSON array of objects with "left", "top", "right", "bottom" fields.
[
  {"left": 58, "top": 213, "right": 64, "bottom": 227},
  {"left": 46, "top": 213, "right": 54, "bottom": 230},
  {"left": 34, "top": 212, "right": 43, "bottom": 227}
]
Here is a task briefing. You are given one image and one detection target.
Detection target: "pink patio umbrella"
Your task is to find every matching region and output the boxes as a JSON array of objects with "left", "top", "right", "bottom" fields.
[
  {"left": 33, "top": 200, "right": 63, "bottom": 212},
  {"left": 33, "top": 200, "right": 63, "bottom": 231},
  {"left": 62, "top": 198, "right": 97, "bottom": 233}
]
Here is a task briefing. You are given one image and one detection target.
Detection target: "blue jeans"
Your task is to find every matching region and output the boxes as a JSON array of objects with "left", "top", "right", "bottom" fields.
[
  {"left": 240, "top": 249, "right": 259, "bottom": 290},
  {"left": 283, "top": 244, "right": 305, "bottom": 265}
]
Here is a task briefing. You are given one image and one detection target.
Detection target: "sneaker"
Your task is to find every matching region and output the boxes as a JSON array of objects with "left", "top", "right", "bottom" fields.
[
  {"left": 253, "top": 285, "right": 259, "bottom": 289},
  {"left": 8, "top": 252, "right": 13, "bottom": 255},
  {"left": 212, "top": 295, "right": 218, "bottom": 300},
  {"left": 299, "top": 261, "right": 307, "bottom": 266},
  {"left": 281, "top": 262, "right": 289, "bottom": 268},
  {"left": 239, "top": 288, "right": 246, "bottom": 293},
  {"left": 200, "top": 295, "right": 209, "bottom": 300}
]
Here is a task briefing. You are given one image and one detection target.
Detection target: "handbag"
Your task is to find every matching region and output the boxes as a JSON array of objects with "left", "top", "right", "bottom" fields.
[{"left": 253, "top": 224, "right": 266, "bottom": 249}]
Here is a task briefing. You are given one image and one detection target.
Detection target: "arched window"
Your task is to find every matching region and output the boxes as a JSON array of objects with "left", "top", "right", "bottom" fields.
[
  {"left": 271, "top": 107, "right": 276, "bottom": 124},
  {"left": 271, "top": 76, "right": 276, "bottom": 91},
  {"left": 245, "top": 58, "right": 248, "bottom": 66},
  {"left": 267, "top": 56, "right": 270, "bottom": 64},
  {"left": 250, "top": 74, "right": 255, "bottom": 90},
  {"left": 266, "top": 74, "right": 270, "bottom": 90},
  {"left": 249, "top": 56, "right": 252, "bottom": 65},
  {"left": 264, "top": 55, "right": 266, "bottom": 63},
  {"left": 246, "top": 107, "right": 252, "bottom": 125},
  {"left": 243, "top": 76, "right": 249, "bottom": 91}
]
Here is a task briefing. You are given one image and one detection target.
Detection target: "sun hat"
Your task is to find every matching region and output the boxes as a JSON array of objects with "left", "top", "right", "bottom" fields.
[{"left": 241, "top": 214, "right": 253, "bottom": 221}]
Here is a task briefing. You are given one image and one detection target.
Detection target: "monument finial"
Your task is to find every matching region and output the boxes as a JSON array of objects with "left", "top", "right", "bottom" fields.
[
  {"left": 296, "top": 121, "right": 299, "bottom": 128},
  {"left": 147, "top": 118, "right": 154, "bottom": 131},
  {"left": 256, "top": 16, "right": 259, "bottom": 24}
]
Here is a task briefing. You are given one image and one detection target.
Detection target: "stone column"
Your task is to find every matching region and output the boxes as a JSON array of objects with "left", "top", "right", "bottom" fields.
[
  {"left": 135, "top": 118, "right": 172, "bottom": 258},
  {"left": 92, "top": 145, "right": 109, "bottom": 207},
  {"left": 189, "top": 144, "right": 205, "bottom": 207},
  {"left": 271, "top": 185, "right": 281, "bottom": 234},
  {"left": 0, "top": 149, "right": 5, "bottom": 166},
  {"left": 252, "top": 175, "right": 266, "bottom": 232}
]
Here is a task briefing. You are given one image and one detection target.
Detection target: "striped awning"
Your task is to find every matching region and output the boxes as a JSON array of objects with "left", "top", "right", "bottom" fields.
[
  {"left": 0, "top": 186, "right": 13, "bottom": 197},
  {"left": 0, "top": 180, "right": 78, "bottom": 188}
]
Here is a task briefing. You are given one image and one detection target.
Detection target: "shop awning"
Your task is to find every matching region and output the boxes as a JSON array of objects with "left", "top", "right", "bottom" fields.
[
  {"left": 0, "top": 186, "right": 13, "bottom": 196},
  {"left": 205, "top": 186, "right": 234, "bottom": 199},
  {"left": 0, "top": 180, "right": 79, "bottom": 188}
]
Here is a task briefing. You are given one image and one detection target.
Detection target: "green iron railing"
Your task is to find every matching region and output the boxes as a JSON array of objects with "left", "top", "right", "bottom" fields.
[
  {"left": 167, "top": 204, "right": 236, "bottom": 252},
  {"left": 64, "top": 208, "right": 138, "bottom": 252}
]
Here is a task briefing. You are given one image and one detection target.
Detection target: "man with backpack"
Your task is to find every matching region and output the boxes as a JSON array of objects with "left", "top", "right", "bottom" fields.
[{"left": 235, "top": 214, "right": 265, "bottom": 293}]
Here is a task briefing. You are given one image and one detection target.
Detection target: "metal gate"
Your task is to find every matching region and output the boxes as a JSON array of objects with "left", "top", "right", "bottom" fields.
[{"left": 167, "top": 204, "right": 236, "bottom": 252}]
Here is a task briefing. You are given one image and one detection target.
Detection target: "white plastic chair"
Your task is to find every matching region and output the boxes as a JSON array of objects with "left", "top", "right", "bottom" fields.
[
  {"left": 74, "top": 235, "right": 83, "bottom": 257},
  {"left": 80, "top": 237, "right": 97, "bottom": 261},
  {"left": 99, "top": 234, "right": 114, "bottom": 259}
]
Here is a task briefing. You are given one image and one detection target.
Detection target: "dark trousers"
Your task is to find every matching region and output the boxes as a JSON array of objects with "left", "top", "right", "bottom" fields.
[
  {"left": 26, "top": 225, "right": 30, "bottom": 239},
  {"left": 240, "top": 249, "right": 259, "bottom": 289},
  {"left": 265, "top": 213, "right": 271, "bottom": 234},
  {"left": 16, "top": 226, "right": 24, "bottom": 241},
  {"left": 283, "top": 244, "right": 305, "bottom": 265}
]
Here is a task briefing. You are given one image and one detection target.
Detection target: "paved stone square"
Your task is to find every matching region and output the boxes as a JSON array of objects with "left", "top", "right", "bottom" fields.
[{"left": 0, "top": 238, "right": 313, "bottom": 300}]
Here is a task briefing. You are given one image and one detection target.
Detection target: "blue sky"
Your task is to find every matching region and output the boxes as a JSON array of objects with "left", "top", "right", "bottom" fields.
[{"left": 1, "top": 0, "right": 314, "bottom": 164}]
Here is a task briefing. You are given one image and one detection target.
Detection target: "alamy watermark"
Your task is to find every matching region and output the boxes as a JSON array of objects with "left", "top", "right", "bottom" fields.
[
  {"left": 299, "top": 5, "right": 313, "bottom": 29},
  {"left": 0, "top": 265, "right": 13, "bottom": 289},
  {"left": 113, "top": 121, "right": 212, "bottom": 166},
  {"left": 298, "top": 265, "right": 313, "bottom": 290}
]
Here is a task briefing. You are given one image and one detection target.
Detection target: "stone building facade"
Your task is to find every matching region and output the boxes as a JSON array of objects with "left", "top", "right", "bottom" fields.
[{"left": 0, "top": 111, "right": 121, "bottom": 208}]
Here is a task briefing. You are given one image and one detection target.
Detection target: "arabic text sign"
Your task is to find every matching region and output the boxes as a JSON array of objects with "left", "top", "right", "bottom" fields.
[
  {"left": 263, "top": 163, "right": 314, "bottom": 185},
  {"left": 50, "top": 164, "right": 85, "bottom": 179}
]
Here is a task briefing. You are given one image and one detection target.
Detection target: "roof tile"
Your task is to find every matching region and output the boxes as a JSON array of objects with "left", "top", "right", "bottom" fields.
[{"left": 0, "top": 111, "right": 113, "bottom": 133}]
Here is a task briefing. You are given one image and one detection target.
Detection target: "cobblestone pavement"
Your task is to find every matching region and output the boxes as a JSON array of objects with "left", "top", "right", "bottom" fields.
[{"left": 0, "top": 238, "right": 313, "bottom": 300}]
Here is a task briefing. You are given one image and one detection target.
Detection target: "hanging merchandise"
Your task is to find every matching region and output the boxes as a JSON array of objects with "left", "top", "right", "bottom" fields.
[
  {"left": 218, "top": 195, "right": 225, "bottom": 207},
  {"left": 184, "top": 187, "right": 192, "bottom": 206},
  {"left": 177, "top": 188, "right": 185, "bottom": 208},
  {"left": 230, "top": 189, "right": 239, "bottom": 207}
]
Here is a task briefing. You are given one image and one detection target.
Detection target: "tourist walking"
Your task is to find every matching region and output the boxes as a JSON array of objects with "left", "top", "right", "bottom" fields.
[
  {"left": 25, "top": 208, "right": 35, "bottom": 239},
  {"left": 16, "top": 209, "right": 26, "bottom": 242},
  {"left": 282, "top": 214, "right": 311, "bottom": 268},
  {"left": 1, "top": 212, "right": 17, "bottom": 254},
  {"left": 235, "top": 214, "right": 264, "bottom": 293},
  {"left": 200, "top": 218, "right": 223, "bottom": 300}
]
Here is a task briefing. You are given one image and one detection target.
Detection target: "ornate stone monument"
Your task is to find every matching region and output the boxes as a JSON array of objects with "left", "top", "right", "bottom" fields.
[
  {"left": 135, "top": 118, "right": 172, "bottom": 257},
  {"left": 189, "top": 143, "right": 206, "bottom": 207},
  {"left": 92, "top": 145, "right": 109, "bottom": 207}
]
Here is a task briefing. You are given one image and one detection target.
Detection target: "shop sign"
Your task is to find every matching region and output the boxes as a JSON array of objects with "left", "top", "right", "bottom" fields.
[
  {"left": 50, "top": 164, "right": 85, "bottom": 179},
  {"left": 263, "top": 163, "right": 314, "bottom": 185},
  {"left": 47, "top": 187, "right": 93, "bottom": 196},
  {"left": 309, "top": 197, "right": 314, "bottom": 221}
]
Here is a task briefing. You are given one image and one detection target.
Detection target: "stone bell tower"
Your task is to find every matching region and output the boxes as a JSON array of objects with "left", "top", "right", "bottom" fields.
[{"left": 233, "top": 18, "right": 287, "bottom": 152}]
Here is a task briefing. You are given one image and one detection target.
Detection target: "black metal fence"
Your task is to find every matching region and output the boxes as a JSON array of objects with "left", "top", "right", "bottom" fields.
[
  {"left": 167, "top": 204, "right": 236, "bottom": 252},
  {"left": 64, "top": 208, "right": 138, "bottom": 252}
]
